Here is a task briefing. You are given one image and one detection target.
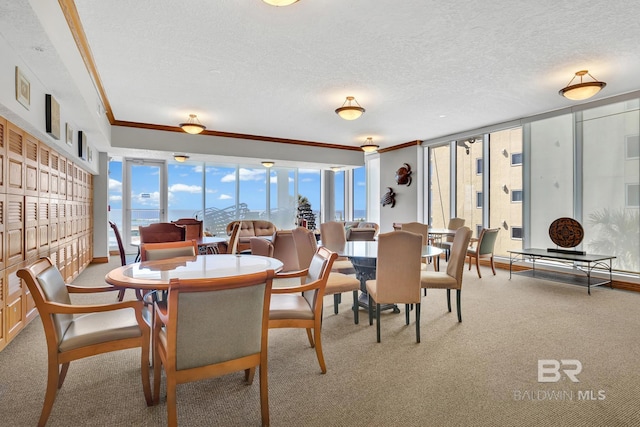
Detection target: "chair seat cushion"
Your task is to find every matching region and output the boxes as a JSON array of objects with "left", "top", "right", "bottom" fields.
[
  {"left": 325, "top": 273, "right": 359, "bottom": 295},
  {"left": 467, "top": 247, "right": 478, "bottom": 256},
  {"left": 269, "top": 294, "right": 313, "bottom": 320},
  {"left": 59, "top": 309, "right": 142, "bottom": 352},
  {"left": 332, "top": 259, "right": 355, "bottom": 274},
  {"left": 420, "top": 271, "right": 458, "bottom": 289}
]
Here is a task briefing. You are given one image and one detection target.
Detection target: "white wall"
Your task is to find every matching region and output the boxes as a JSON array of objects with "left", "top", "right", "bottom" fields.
[{"left": 379, "top": 145, "right": 421, "bottom": 233}]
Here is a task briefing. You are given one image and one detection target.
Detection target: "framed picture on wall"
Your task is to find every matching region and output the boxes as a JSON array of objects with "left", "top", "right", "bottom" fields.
[
  {"left": 45, "top": 94, "right": 61, "bottom": 140},
  {"left": 65, "top": 123, "right": 73, "bottom": 146},
  {"left": 15, "top": 66, "right": 30, "bottom": 110},
  {"left": 78, "top": 130, "right": 87, "bottom": 160}
]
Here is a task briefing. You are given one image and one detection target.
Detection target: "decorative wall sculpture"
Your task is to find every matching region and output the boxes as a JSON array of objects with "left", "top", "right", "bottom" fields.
[
  {"left": 381, "top": 187, "right": 396, "bottom": 208},
  {"left": 395, "top": 163, "right": 412, "bottom": 186}
]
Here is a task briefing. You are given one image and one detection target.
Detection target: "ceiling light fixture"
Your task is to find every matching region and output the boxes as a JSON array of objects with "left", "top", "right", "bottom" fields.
[
  {"left": 174, "top": 154, "right": 189, "bottom": 162},
  {"left": 262, "top": 0, "right": 299, "bottom": 6},
  {"left": 261, "top": 161, "right": 275, "bottom": 168},
  {"left": 330, "top": 166, "right": 341, "bottom": 172},
  {"left": 179, "top": 114, "right": 206, "bottom": 134},
  {"left": 559, "top": 70, "right": 606, "bottom": 100},
  {"left": 335, "top": 96, "right": 365, "bottom": 120},
  {"left": 360, "top": 137, "right": 379, "bottom": 153}
]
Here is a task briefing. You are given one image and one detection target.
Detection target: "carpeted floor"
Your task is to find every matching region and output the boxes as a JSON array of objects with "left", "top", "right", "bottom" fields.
[{"left": 1, "top": 256, "right": 639, "bottom": 426}]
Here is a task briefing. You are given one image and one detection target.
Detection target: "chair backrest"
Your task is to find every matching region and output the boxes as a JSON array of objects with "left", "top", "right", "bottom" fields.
[
  {"left": 375, "top": 231, "right": 423, "bottom": 304},
  {"left": 292, "top": 226, "right": 318, "bottom": 269},
  {"left": 139, "top": 223, "right": 186, "bottom": 244},
  {"left": 302, "top": 246, "right": 337, "bottom": 310},
  {"left": 164, "top": 270, "right": 274, "bottom": 371},
  {"left": 400, "top": 222, "right": 430, "bottom": 245},
  {"left": 172, "top": 218, "right": 203, "bottom": 241},
  {"left": 109, "top": 221, "right": 127, "bottom": 266},
  {"left": 17, "top": 257, "right": 72, "bottom": 348},
  {"left": 346, "top": 228, "right": 376, "bottom": 241},
  {"left": 227, "top": 222, "right": 241, "bottom": 254},
  {"left": 446, "top": 217, "right": 466, "bottom": 242},
  {"left": 445, "top": 227, "right": 473, "bottom": 286},
  {"left": 140, "top": 240, "right": 198, "bottom": 261},
  {"left": 477, "top": 228, "right": 500, "bottom": 255},
  {"left": 320, "top": 221, "right": 347, "bottom": 253},
  {"left": 271, "top": 230, "right": 300, "bottom": 272},
  {"left": 250, "top": 237, "right": 274, "bottom": 257}
]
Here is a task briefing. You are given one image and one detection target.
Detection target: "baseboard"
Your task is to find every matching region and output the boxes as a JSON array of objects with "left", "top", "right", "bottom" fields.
[{"left": 91, "top": 256, "right": 110, "bottom": 264}]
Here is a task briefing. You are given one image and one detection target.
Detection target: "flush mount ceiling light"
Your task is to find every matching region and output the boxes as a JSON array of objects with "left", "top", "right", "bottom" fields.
[
  {"left": 179, "top": 114, "right": 206, "bottom": 134},
  {"left": 335, "top": 96, "right": 365, "bottom": 120},
  {"left": 263, "top": 0, "right": 299, "bottom": 6},
  {"left": 174, "top": 154, "right": 189, "bottom": 162},
  {"left": 559, "top": 70, "right": 606, "bottom": 101},
  {"left": 261, "top": 161, "right": 275, "bottom": 168},
  {"left": 360, "top": 137, "right": 379, "bottom": 153},
  {"left": 330, "top": 166, "right": 341, "bottom": 172}
]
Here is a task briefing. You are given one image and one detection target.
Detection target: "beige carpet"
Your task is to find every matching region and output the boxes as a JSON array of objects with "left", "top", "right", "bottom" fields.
[{"left": 1, "top": 256, "right": 639, "bottom": 426}]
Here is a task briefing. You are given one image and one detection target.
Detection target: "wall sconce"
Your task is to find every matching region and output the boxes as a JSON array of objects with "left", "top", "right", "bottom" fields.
[
  {"left": 179, "top": 114, "right": 206, "bottom": 134},
  {"left": 174, "top": 154, "right": 189, "bottom": 162},
  {"left": 502, "top": 184, "right": 509, "bottom": 193},
  {"left": 502, "top": 220, "right": 509, "bottom": 230},
  {"left": 261, "top": 161, "right": 274, "bottom": 168},
  {"left": 263, "top": 0, "right": 299, "bottom": 5},
  {"left": 502, "top": 149, "right": 509, "bottom": 157}
]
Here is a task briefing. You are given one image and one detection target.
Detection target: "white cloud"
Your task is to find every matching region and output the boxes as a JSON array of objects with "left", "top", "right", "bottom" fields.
[
  {"left": 270, "top": 176, "right": 294, "bottom": 183},
  {"left": 357, "top": 181, "right": 366, "bottom": 186},
  {"left": 168, "top": 183, "right": 202, "bottom": 193},
  {"left": 132, "top": 191, "right": 160, "bottom": 206},
  {"left": 109, "top": 178, "right": 122, "bottom": 193},
  {"left": 109, "top": 195, "right": 122, "bottom": 202},
  {"left": 221, "top": 168, "right": 265, "bottom": 182},
  {"left": 219, "top": 194, "right": 232, "bottom": 200}
]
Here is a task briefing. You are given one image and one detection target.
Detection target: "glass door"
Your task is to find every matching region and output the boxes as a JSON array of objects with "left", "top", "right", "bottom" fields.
[{"left": 123, "top": 159, "right": 166, "bottom": 251}]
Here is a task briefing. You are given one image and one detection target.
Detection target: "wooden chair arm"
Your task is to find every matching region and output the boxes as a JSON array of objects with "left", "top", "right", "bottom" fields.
[
  {"left": 67, "top": 283, "right": 118, "bottom": 293},
  {"left": 43, "top": 299, "right": 143, "bottom": 315},
  {"left": 275, "top": 269, "right": 308, "bottom": 279},
  {"left": 271, "top": 278, "right": 322, "bottom": 294},
  {"left": 154, "top": 301, "right": 169, "bottom": 325}
]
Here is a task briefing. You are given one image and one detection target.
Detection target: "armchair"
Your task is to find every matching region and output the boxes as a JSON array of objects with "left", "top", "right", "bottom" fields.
[{"left": 467, "top": 228, "right": 500, "bottom": 278}]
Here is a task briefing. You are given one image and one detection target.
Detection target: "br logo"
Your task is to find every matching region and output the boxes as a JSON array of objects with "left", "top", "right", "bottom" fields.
[{"left": 538, "top": 359, "right": 582, "bottom": 383}]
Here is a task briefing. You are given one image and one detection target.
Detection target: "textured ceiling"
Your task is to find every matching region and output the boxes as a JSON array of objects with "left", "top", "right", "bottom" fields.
[{"left": 3, "top": 0, "right": 640, "bottom": 154}]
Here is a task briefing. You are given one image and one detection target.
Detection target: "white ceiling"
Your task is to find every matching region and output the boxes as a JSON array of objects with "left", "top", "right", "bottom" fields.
[{"left": 3, "top": 0, "right": 640, "bottom": 155}]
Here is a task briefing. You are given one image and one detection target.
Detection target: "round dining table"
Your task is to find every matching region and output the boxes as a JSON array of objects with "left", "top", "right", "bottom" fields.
[
  {"left": 340, "top": 241, "right": 443, "bottom": 313},
  {"left": 105, "top": 254, "right": 284, "bottom": 291}
]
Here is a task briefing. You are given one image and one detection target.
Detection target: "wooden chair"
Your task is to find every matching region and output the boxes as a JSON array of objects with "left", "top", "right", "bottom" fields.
[
  {"left": 153, "top": 270, "right": 275, "bottom": 427},
  {"left": 366, "top": 231, "right": 423, "bottom": 343},
  {"left": 110, "top": 220, "right": 132, "bottom": 301},
  {"left": 139, "top": 239, "right": 198, "bottom": 261},
  {"left": 268, "top": 246, "right": 337, "bottom": 373},
  {"left": 320, "top": 221, "right": 355, "bottom": 274},
  {"left": 420, "top": 227, "right": 472, "bottom": 322},
  {"left": 293, "top": 227, "right": 360, "bottom": 324},
  {"left": 467, "top": 228, "right": 500, "bottom": 278},
  {"left": 226, "top": 222, "right": 241, "bottom": 254},
  {"left": 139, "top": 222, "right": 186, "bottom": 244},
  {"left": 171, "top": 218, "right": 203, "bottom": 240},
  {"left": 17, "top": 257, "right": 152, "bottom": 427}
]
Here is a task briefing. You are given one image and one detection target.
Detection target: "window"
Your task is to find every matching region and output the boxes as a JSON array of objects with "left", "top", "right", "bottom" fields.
[
  {"left": 476, "top": 158, "right": 483, "bottom": 175},
  {"left": 476, "top": 191, "right": 483, "bottom": 208},
  {"left": 511, "top": 227, "right": 523, "bottom": 240},
  {"left": 352, "top": 166, "right": 366, "bottom": 220},
  {"left": 511, "top": 190, "right": 523, "bottom": 203},
  {"left": 626, "top": 134, "right": 640, "bottom": 159},
  {"left": 334, "top": 170, "right": 345, "bottom": 221},
  {"left": 511, "top": 152, "right": 523, "bottom": 165},
  {"left": 627, "top": 183, "right": 640, "bottom": 207},
  {"left": 476, "top": 225, "right": 483, "bottom": 238}
]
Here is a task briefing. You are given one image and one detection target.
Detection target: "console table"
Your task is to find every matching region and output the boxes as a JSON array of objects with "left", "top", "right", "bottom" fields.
[{"left": 508, "top": 248, "right": 616, "bottom": 295}]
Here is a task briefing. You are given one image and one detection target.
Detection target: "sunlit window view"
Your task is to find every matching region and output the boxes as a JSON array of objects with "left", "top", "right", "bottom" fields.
[
  {"left": 352, "top": 166, "right": 366, "bottom": 220},
  {"left": 334, "top": 170, "right": 345, "bottom": 221},
  {"left": 429, "top": 145, "right": 451, "bottom": 228}
]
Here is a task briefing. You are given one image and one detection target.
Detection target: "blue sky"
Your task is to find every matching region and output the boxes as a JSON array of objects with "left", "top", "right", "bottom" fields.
[{"left": 109, "top": 161, "right": 365, "bottom": 214}]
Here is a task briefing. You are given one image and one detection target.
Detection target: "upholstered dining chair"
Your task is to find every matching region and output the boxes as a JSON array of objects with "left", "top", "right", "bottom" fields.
[
  {"left": 400, "top": 222, "right": 434, "bottom": 271},
  {"left": 171, "top": 218, "right": 203, "bottom": 241},
  {"left": 366, "top": 231, "right": 423, "bottom": 343},
  {"left": 252, "top": 230, "right": 304, "bottom": 288},
  {"left": 153, "top": 270, "right": 275, "bottom": 427},
  {"left": 420, "top": 226, "right": 472, "bottom": 322},
  {"left": 268, "top": 246, "right": 337, "bottom": 373},
  {"left": 438, "top": 217, "right": 466, "bottom": 261},
  {"left": 110, "top": 220, "right": 132, "bottom": 301},
  {"left": 139, "top": 239, "right": 198, "bottom": 261},
  {"left": 320, "top": 221, "right": 355, "bottom": 274},
  {"left": 467, "top": 228, "right": 500, "bottom": 278},
  {"left": 293, "top": 227, "right": 360, "bottom": 324},
  {"left": 17, "top": 257, "right": 152, "bottom": 427}
]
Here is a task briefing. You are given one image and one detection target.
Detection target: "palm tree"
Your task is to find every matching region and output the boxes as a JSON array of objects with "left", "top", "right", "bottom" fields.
[{"left": 587, "top": 208, "right": 639, "bottom": 271}]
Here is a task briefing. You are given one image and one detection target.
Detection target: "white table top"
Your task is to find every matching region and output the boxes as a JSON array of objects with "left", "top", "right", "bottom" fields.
[
  {"left": 340, "top": 241, "right": 443, "bottom": 258},
  {"left": 105, "top": 254, "right": 283, "bottom": 290}
]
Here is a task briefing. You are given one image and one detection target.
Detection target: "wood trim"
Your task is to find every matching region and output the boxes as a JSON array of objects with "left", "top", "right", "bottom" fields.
[
  {"left": 58, "top": 0, "right": 114, "bottom": 123},
  {"left": 91, "top": 256, "right": 109, "bottom": 264},
  {"left": 113, "top": 120, "right": 363, "bottom": 151},
  {"left": 377, "top": 140, "right": 422, "bottom": 153}
]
